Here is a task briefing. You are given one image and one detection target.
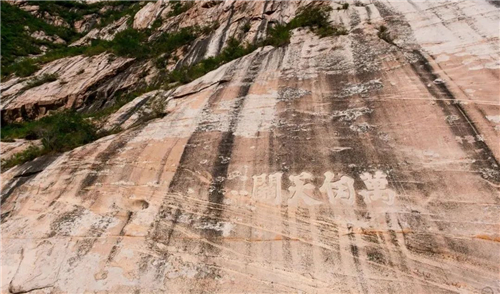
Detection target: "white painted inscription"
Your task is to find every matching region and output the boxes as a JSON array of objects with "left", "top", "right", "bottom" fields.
[
  {"left": 216, "top": 170, "right": 395, "bottom": 206},
  {"left": 252, "top": 172, "right": 283, "bottom": 205},
  {"left": 288, "top": 172, "right": 322, "bottom": 206},
  {"left": 319, "top": 172, "right": 356, "bottom": 205},
  {"left": 359, "top": 171, "right": 396, "bottom": 205}
]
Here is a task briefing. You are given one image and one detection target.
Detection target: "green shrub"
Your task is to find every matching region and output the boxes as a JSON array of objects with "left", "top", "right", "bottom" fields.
[
  {"left": 94, "top": 2, "right": 143, "bottom": 29},
  {"left": 1, "top": 145, "right": 46, "bottom": 170},
  {"left": 218, "top": 37, "right": 253, "bottom": 61},
  {"left": 151, "top": 17, "right": 163, "bottom": 30},
  {"left": 112, "top": 29, "right": 149, "bottom": 58},
  {"left": 82, "top": 41, "right": 108, "bottom": 56},
  {"left": 264, "top": 23, "right": 291, "bottom": 47},
  {"left": 3, "top": 44, "right": 88, "bottom": 78},
  {"left": 199, "top": 22, "right": 220, "bottom": 36},
  {"left": 167, "top": 37, "right": 256, "bottom": 84},
  {"left": 1, "top": 3, "right": 42, "bottom": 68},
  {"left": 150, "top": 98, "right": 167, "bottom": 118},
  {"left": 1, "top": 110, "right": 101, "bottom": 168},
  {"left": 340, "top": 3, "right": 349, "bottom": 10},
  {"left": 168, "top": 1, "right": 194, "bottom": 17},
  {"left": 264, "top": 5, "right": 346, "bottom": 46},
  {"left": 289, "top": 5, "right": 333, "bottom": 30},
  {"left": 3, "top": 59, "right": 40, "bottom": 77},
  {"left": 40, "top": 114, "right": 97, "bottom": 151},
  {"left": 24, "top": 73, "right": 58, "bottom": 90},
  {"left": 242, "top": 21, "right": 252, "bottom": 33},
  {"left": 80, "top": 29, "right": 150, "bottom": 59},
  {"left": 1, "top": 111, "right": 97, "bottom": 152},
  {"left": 152, "top": 27, "right": 198, "bottom": 56},
  {"left": 0, "top": 2, "right": 79, "bottom": 70}
]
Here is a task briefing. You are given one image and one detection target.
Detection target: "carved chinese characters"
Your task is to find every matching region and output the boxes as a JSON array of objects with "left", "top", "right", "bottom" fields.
[
  {"left": 252, "top": 172, "right": 283, "bottom": 205},
  {"left": 319, "top": 172, "right": 356, "bottom": 205},
  {"left": 359, "top": 171, "right": 396, "bottom": 205},
  {"left": 288, "top": 172, "right": 322, "bottom": 206},
  {"left": 245, "top": 170, "right": 396, "bottom": 206}
]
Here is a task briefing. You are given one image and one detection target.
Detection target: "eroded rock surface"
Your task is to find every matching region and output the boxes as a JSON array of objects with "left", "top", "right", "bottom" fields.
[
  {"left": 1, "top": 1, "right": 499, "bottom": 294},
  {"left": 1, "top": 53, "right": 138, "bottom": 123},
  {"left": 70, "top": 16, "right": 131, "bottom": 47}
]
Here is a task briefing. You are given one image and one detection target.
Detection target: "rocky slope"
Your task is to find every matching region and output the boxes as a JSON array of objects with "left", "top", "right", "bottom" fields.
[{"left": 1, "top": 1, "right": 499, "bottom": 293}]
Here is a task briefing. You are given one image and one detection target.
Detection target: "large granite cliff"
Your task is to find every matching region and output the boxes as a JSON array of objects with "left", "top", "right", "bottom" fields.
[{"left": 1, "top": 1, "right": 499, "bottom": 293}]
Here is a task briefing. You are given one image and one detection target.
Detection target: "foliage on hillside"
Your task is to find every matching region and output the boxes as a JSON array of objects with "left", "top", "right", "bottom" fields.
[
  {"left": 1, "top": 1, "right": 143, "bottom": 77},
  {"left": 265, "top": 5, "right": 347, "bottom": 47},
  {"left": 1, "top": 111, "right": 98, "bottom": 169},
  {"left": 1, "top": 2, "right": 75, "bottom": 70}
]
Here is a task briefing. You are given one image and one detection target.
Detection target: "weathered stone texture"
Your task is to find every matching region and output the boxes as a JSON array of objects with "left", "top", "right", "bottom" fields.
[{"left": 1, "top": 1, "right": 499, "bottom": 293}]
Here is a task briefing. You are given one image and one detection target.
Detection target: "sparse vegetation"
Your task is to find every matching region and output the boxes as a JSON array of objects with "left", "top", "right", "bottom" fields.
[
  {"left": 3, "top": 5, "right": 342, "bottom": 79},
  {"left": 264, "top": 5, "right": 348, "bottom": 46},
  {"left": 83, "top": 83, "right": 162, "bottom": 120},
  {"left": 2, "top": 46, "right": 89, "bottom": 77},
  {"left": 5, "top": 24, "right": 205, "bottom": 78},
  {"left": 200, "top": 21, "right": 220, "bottom": 36},
  {"left": 1, "top": 110, "right": 99, "bottom": 169},
  {"left": 367, "top": 249, "right": 386, "bottom": 264},
  {"left": 339, "top": 3, "right": 350, "bottom": 10},
  {"left": 166, "top": 37, "right": 257, "bottom": 84},
  {"left": 242, "top": 21, "right": 252, "bottom": 33},
  {"left": 84, "top": 25, "right": 200, "bottom": 61},
  {"left": 1, "top": 145, "right": 45, "bottom": 170},
  {"left": 163, "top": 6, "right": 348, "bottom": 84},
  {"left": 1, "top": 1, "right": 145, "bottom": 78},
  {"left": 32, "top": 1, "right": 140, "bottom": 28},
  {"left": 168, "top": 0, "right": 194, "bottom": 17},
  {"left": 96, "top": 2, "right": 143, "bottom": 28},
  {"left": 1, "top": 2, "right": 76, "bottom": 74},
  {"left": 377, "top": 25, "right": 395, "bottom": 45},
  {"left": 24, "top": 73, "right": 59, "bottom": 90},
  {"left": 263, "top": 23, "right": 291, "bottom": 47},
  {"left": 150, "top": 98, "right": 168, "bottom": 119},
  {"left": 1, "top": 111, "right": 92, "bottom": 167}
]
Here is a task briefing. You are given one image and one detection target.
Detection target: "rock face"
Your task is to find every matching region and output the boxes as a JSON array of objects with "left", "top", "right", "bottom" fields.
[
  {"left": 133, "top": 0, "right": 168, "bottom": 29},
  {"left": 9, "top": 0, "right": 70, "bottom": 27},
  {"left": 1, "top": 53, "right": 139, "bottom": 123},
  {"left": 1, "top": 1, "right": 500, "bottom": 294},
  {"left": 31, "top": 31, "right": 66, "bottom": 44},
  {"left": 70, "top": 16, "right": 131, "bottom": 47}
]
